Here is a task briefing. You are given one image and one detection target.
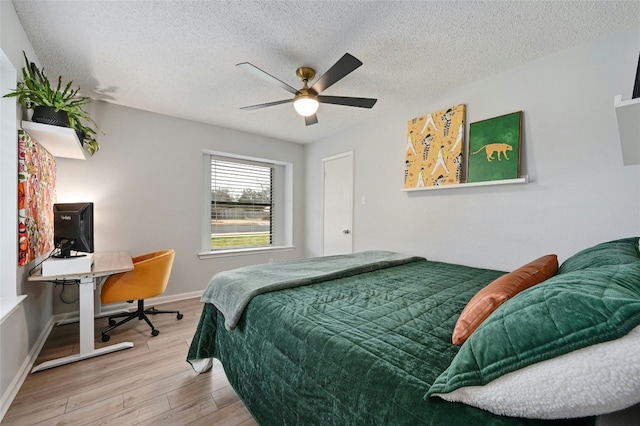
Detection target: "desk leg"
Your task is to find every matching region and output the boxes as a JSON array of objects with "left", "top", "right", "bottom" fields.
[
  {"left": 55, "top": 277, "right": 129, "bottom": 326},
  {"left": 31, "top": 276, "right": 134, "bottom": 373}
]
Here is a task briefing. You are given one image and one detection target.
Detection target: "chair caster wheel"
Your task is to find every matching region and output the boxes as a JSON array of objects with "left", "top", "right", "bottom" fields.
[
  {"left": 109, "top": 319, "right": 116, "bottom": 326},
  {"left": 177, "top": 313, "right": 183, "bottom": 320},
  {"left": 151, "top": 329, "right": 159, "bottom": 337},
  {"left": 102, "top": 334, "right": 110, "bottom": 342}
]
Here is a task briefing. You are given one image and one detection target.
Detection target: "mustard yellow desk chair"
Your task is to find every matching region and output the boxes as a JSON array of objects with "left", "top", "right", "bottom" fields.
[{"left": 100, "top": 249, "right": 183, "bottom": 342}]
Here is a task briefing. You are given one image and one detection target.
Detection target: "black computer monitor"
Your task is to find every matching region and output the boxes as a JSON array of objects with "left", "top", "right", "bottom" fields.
[{"left": 53, "top": 202, "right": 94, "bottom": 258}]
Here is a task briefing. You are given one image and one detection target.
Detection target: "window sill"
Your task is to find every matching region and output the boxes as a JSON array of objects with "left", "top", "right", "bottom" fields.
[
  {"left": 0, "top": 295, "right": 27, "bottom": 325},
  {"left": 198, "top": 245, "right": 295, "bottom": 260}
]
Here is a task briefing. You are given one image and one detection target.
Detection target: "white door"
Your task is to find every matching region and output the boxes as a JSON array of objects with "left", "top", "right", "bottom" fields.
[{"left": 323, "top": 152, "right": 353, "bottom": 255}]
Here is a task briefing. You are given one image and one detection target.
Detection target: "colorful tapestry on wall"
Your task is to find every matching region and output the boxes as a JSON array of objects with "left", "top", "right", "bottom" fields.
[
  {"left": 18, "top": 129, "right": 56, "bottom": 266},
  {"left": 467, "top": 111, "right": 522, "bottom": 183},
  {"left": 404, "top": 104, "right": 465, "bottom": 188}
]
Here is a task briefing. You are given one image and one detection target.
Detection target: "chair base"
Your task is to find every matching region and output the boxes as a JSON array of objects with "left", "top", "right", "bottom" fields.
[{"left": 101, "top": 300, "right": 183, "bottom": 342}]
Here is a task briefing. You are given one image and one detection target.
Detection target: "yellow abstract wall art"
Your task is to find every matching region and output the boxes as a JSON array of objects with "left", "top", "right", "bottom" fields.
[{"left": 404, "top": 104, "right": 465, "bottom": 188}]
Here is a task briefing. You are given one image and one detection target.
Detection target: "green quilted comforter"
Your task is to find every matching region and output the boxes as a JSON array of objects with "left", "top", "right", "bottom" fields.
[{"left": 187, "top": 258, "right": 594, "bottom": 426}]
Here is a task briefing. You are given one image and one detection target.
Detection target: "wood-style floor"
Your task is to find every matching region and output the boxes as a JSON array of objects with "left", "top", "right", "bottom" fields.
[{"left": 3, "top": 298, "right": 258, "bottom": 426}]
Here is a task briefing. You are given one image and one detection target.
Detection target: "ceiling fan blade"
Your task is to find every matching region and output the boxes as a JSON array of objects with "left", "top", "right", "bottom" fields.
[
  {"left": 237, "top": 62, "right": 298, "bottom": 95},
  {"left": 310, "top": 53, "right": 363, "bottom": 94},
  {"left": 240, "top": 99, "right": 293, "bottom": 111},
  {"left": 304, "top": 114, "right": 318, "bottom": 126},
  {"left": 318, "top": 95, "right": 377, "bottom": 109}
]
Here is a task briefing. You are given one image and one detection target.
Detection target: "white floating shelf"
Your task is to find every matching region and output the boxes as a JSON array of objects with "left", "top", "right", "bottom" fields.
[
  {"left": 614, "top": 95, "right": 640, "bottom": 166},
  {"left": 401, "top": 176, "right": 529, "bottom": 192},
  {"left": 21, "top": 120, "right": 86, "bottom": 160}
]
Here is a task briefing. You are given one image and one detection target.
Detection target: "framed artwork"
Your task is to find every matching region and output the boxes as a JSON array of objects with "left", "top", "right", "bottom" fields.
[
  {"left": 18, "top": 129, "right": 56, "bottom": 265},
  {"left": 404, "top": 104, "right": 465, "bottom": 188},
  {"left": 467, "top": 111, "right": 522, "bottom": 183}
]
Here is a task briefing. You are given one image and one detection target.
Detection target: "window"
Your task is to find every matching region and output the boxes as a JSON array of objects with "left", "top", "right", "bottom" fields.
[
  {"left": 210, "top": 156, "right": 273, "bottom": 249},
  {"left": 201, "top": 152, "right": 292, "bottom": 256}
]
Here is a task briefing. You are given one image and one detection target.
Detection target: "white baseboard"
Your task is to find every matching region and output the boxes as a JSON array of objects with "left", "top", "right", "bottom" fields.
[
  {"left": 147, "top": 290, "right": 203, "bottom": 306},
  {"left": 98, "top": 291, "right": 204, "bottom": 313},
  {"left": 0, "top": 316, "right": 55, "bottom": 422},
  {"left": 53, "top": 290, "right": 204, "bottom": 323}
]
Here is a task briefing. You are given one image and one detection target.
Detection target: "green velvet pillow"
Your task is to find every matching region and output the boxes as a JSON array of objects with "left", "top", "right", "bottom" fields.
[
  {"left": 558, "top": 237, "right": 639, "bottom": 274},
  {"left": 427, "top": 242, "right": 640, "bottom": 397}
]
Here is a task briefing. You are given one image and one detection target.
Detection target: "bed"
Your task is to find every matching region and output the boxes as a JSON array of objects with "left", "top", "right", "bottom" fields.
[{"left": 187, "top": 238, "right": 640, "bottom": 425}]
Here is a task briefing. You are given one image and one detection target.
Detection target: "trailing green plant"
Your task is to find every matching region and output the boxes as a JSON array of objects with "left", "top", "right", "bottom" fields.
[
  {"left": 3, "top": 51, "right": 102, "bottom": 155},
  {"left": 74, "top": 121, "right": 100, "bottom": 155},
  {"left": 67, "top": 112, "right": 100, "bottom": 156}
]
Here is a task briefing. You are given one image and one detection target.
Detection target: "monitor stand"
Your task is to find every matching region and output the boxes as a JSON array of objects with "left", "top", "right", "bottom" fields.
[
  {"left": 52, "top": 253, "right": 87, "bottom": 259},
  {"left": 52, "top": 239, "right": 87, "bottom": 259}
]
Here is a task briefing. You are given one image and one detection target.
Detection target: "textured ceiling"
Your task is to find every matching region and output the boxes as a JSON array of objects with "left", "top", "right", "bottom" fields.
[{"left": 11, "top": 1, "right": 640, "bottom": 144}]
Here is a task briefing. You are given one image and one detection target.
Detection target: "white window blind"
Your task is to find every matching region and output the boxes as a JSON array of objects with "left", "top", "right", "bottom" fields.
[{"left": 209, "top": 156, "right": 273, "bottom": 250}]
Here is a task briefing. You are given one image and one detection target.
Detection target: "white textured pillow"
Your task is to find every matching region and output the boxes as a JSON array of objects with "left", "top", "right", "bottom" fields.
[{"left": 433, "top": 325, "right": 640, "bottom": 419}]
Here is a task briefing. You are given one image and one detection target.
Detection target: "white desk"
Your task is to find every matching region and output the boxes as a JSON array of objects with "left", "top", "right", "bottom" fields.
[{"left": 28, "top": 251, "right": 134, "bottom": 372}]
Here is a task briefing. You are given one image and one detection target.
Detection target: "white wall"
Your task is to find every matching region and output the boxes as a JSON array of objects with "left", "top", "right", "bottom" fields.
[
  {"left": 53, "top": 101, "right": 306, "bottom": 313},
  {"left": 305, "top": 27, "right": 640, "bottom": 270}
]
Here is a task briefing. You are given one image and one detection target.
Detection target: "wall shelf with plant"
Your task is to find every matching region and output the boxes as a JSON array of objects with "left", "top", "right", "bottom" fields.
[
  {"left": 21, "top": 120, "right": 86, "bottom": 160},
  {"left": 2, "top": 51, "right": 102, "bottom": 156}
]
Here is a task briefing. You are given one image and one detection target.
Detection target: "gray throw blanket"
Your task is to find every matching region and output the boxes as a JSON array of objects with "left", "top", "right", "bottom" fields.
[{"left": 201, "top": 251, "right": 424, "bottom": 330}]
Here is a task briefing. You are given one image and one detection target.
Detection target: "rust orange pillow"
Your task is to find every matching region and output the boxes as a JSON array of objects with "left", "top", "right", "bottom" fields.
[{"left": 452, "top": 254, "right": 558, "bottom": 346}]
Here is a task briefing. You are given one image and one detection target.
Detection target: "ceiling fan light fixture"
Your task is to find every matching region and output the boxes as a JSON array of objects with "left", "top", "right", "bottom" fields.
[{"left": 293, "top": 96, "right": 319, "bottom": 117}]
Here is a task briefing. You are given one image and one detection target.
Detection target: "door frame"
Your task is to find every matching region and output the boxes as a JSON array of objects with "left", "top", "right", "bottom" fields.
[{"left": 322, "top": 151, "right": 354, "bottom": 255}]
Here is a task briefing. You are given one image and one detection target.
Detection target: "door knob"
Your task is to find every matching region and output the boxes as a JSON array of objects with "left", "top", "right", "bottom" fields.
[{"left": 343, "top": 229, "right": 350, "bottom": 234}]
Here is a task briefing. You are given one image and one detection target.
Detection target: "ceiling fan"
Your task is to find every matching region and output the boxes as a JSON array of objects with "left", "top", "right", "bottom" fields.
[{"left": 237, "top": 53, "right": 377, "bottom": 126}]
